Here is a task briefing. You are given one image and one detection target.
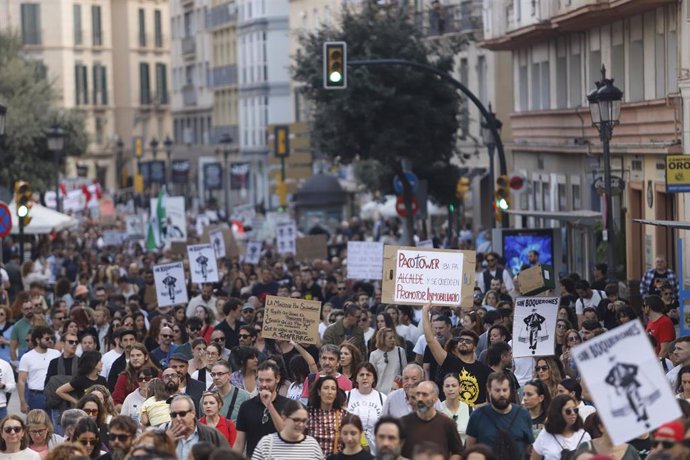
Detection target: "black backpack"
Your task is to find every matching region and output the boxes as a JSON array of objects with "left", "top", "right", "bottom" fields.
[{"left": 45, "top": 356, "right": 79, "bottom": 409}]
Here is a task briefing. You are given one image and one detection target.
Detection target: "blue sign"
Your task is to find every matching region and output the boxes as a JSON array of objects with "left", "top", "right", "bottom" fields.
[
  {"left": 0, "top": 202, "right": 11, "bottom": 238},
  {"left": 393, "top": 172, "right": 418, "bottom": 195}
]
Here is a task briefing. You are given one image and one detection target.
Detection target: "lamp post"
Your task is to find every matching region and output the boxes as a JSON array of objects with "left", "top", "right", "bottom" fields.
[
  {"left": 219, "top": 133, "right": 233, "bottom": 219},
  {"left": 480, "top": 103, "right": 503, "bottom": 228},
  {"left": 47, "top": 124, "right": 65, "bottom": 212},
  {"left": 116, "top": 138, "right": 124, "bottom": 190},
  {"left": 587, "top": 64, "right": 623, "bottom": 280},
  {"left": 164, "top": 136, "right": 173, "bottom": 192}
]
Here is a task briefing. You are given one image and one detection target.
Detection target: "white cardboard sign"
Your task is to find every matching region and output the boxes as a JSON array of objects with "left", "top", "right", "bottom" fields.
[
  {"left": 392, "top": 248, "right": 464, "bottom": 306},
  {"left": 153, "top": 262, "right": 188, "bottom": 307},
  {"left": 187, "top": 244, "right": 219, "bottom": 284},
  {"left": 572, "top": 320, "right": 681, "bottom": 445},
  {"left": 276, "top": 222, "right": 297, "bottom": 255},
  {"left": 346, "top": 241, "right": 384, "bottom": 280},
  {"left": 208, "top": 228, "right": 226, "bottom": 260},
  {"left": 512, "top": 297, "right": 558, "bottom": 358},
  {"left": 245, "top": 240, "right": 262, "bottom": 265}
]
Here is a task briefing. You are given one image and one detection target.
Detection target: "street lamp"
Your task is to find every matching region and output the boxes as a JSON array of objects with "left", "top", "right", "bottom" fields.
[
  {"left": 164, "top": 135, "right": 173, "bottom": 191},
  {"left": 219, "top": 133, "right": 233, "bottom": 219},
  {"left": 47, "top": 124, "right": 65, "bottom": 212},
  {"left": 480, "top": 102, "right": 503, "bottom": 228},
  {"left": 587, "top": 64, "right": 623, "bottom": 280},
  {"left": 150, "top": 137, "right": 159, "bottom": 160}
]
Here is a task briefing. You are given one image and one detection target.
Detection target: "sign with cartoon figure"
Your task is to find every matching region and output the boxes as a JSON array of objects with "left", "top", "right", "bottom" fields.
[
  {"left": 572, "top": 320, "right": 681, "bottom": 445},
  {"left": 276, "top": 221, "right": 297, "bottom": 255},
  {"left": 512, "top": 297, "right": 558, "bottom": 357},
  {"left": 244, "top": 240, "right": 262, "bottom": 265},
  {"left": 208, "top": 228, "right": 226, "bottom": 260},
  {"left": 187, "top": 244, "right": 219, "bottom": 284},
  {"left": 153, "top": 262, "right": 188, "bottom": 307}
]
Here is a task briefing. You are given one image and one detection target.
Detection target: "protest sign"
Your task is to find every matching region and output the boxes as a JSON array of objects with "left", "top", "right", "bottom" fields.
[
  {"left": 187, "top": 244, "right": 219, "bottom": 284},
  {"left": 208, "top": 228, "right": 226, "bottom": 259},
  {"left": 512, "top": 297, "right": 558, "bottom": 358},
  {"left": 102, "top": 231, "right": 126, "bottom": 247},
  {"left": 417, "top": 239, "right": 434, "bottom": 248},
  {"left": 261, "top": 295, "right": 321, "bottom": 344},
  {"left": 149, "top": 196, "right": 187, "bottom": 244},
  {"left": 125, "top": 215, "right": 146, "bottom": 239},
  {"left": 296, "top": 234, "right": 328, "bottom": 261},
  {"left": 572, "top": 320, "right": 681, "bottom": 445},
  {"left": 346, "top": 241, "right": 384, "bottom": 280},
  {"left": 203, "top": 226, "right": 239, "bottom": 258},
  {"left": 381, "top": 246, "right": 476, "bottom": 307},
  {"left": 276, "top": 221, "right": 297, "bottom": 255},
  {"left": 244, "top": 240, "right": 262, "bottom": 265},
  {"left": 153, "top": 262, "right": 188, "bottom": 307}
]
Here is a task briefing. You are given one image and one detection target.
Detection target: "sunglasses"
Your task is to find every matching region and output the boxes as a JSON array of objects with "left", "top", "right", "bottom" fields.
[
  {"left": 3, "top": 426, "right": 21, "bottom": 434},
  {"left": 556, "top": 324, "right": 566, "bottom": 329},
  {"left": 563, "top": 407, "right": 579, "bottom": 416},
  {"left": 188, "top": 327, "right": 201, "bottom": 332},
  {"left": 66, "top": 340, "right": 78, "bottom": 345},
  {"left": 161, "top": 334, "right": 173, "bottom": 339},
  {"left": 567, "top": 336, "right": 580, "bottom": 342},
  {"left": 262, "top": 407, "right": 269, "bottom": 424},
  {"left": 138, "top": 376, "right": 153, "bottom": 383},
  {"left": 169, "top": 410, "right": 192, "bottom": 418},
  {"left": 535, "top": 365, "right": 549, "bottom": 372},
  {"left": 79, "top": 438, "right": 99, "bottom": 446},
  {"left": 652, "top": 440, "right": 676, "bottom": 449},
  {"left": 110, "top": 433, "right": 131, "bottom": 442},
  {"left": 383, "top": 352, "right": 389, "bottom": 364},
  {"left": 212, "top": 337, "right": 226, "bottom": 342},
  {"left": 458, "top": 338, "right": 474, "bottom": 345},
  {"left": 238, "top": 334, "right": 251, "bottom": 339},
  {"left": 83, "top": 408, "right": 99, "bottom": 415}
]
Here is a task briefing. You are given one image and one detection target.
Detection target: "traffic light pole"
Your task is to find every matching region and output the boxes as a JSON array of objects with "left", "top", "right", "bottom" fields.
[
  {"left": 348, "top": 59, "right": 509, "bottom": 227},
  {"left": 18, "top": 220, "right": 24, "bottom": 262}
]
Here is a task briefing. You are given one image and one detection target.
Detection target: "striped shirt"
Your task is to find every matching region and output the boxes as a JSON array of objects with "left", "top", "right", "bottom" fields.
[{"left": 251, "top": 433, "right": 324, "bottom": 460}]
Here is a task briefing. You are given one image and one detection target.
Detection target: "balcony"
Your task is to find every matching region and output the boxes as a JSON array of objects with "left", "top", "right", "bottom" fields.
[
  {"left": 211, "top": 65, "right": 238, "bottom": 88},
  {"left": 182, "top": 84, "right": 197, "bottom": 106},
  {"left": 413, "top": 1, "right": 483, "bottom": 41},
  {"left": 207, "top": 3, "right": 237, "bottom": 29},
  {"left": 181, "top": 36, "right": 195, "bottom": 56}
]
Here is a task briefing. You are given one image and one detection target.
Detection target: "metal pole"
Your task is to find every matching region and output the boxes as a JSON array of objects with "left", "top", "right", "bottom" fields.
[
  {"left": 19, "top": 221, "right": 24, "bottom": 262},
  {"left": 54, "top": 152, "right": 60, "bottom": 213},
  {"left": 167, "top": 150, "right": 172, "bottom": 193},
  {"left": 488, "top": 143, "right": 495, "bottom": 229},
  {"left": 224, "top": 149, "right": 230, "bottom": 219},
  {"left": 602, "top": 123, "right": 616, "bottom": 280}
]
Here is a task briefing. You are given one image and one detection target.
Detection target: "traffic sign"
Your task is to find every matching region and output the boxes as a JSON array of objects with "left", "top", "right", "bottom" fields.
[
  {"left": 395, "top": 195, "right": 418, "bottom": 218},
  {"left": 393, "top": 172, "right": 418, "bottom": 195},
  {"left": 0, "top": 202, "right": 12, "bottom": 238}
]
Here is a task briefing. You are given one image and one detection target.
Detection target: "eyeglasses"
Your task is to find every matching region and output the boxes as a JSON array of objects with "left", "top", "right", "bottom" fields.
[
  {"left": 458, "top": 338, "right": 474, "bottom": 345},
  {"left": 28, "top": 428, "right": 46, "bottom": 435},
  {"left": 238, "top": 334, "right": 251, "bottom": 339},
  {"left": 3, "top": 426, "right": 21, "bottom": 434},
  {"left": 289, "top": 417, "right": 308, "bottom": 425},
  {"left": 83, "top": 408, "right": 99, "bottom": 415},
  {"left": 66, "top": 340, "right": 78, "bottom": 345},
  {"left": 563, "top": 407, "right": 579, "bottom": 416},
  {"left": 189, "top": 327, "right": 201, "bottom": 332},
  {"left": 78, "top": 438, "right": 100, "bottom": 446},
  {"left": 337, "top": 287, "right": 346, "bottom": 291},
  {"left": 169, "top": 410, "right": 192, "bottom": 418},
  {"left": 161, "top": 334, "right": 173, "bottom": 339},
  {"left": 109, "top": 433, "right": 131, "bottom": 442},
  {"left": 535, "top": 365, "right": 549, "bottom": 372},
  {"left": 652, "top": 440, "right": 676, "bottom": 449},
  {"left": 556, "top": 324, "right": 566, "bottom": 329},
  {"left": 210, "top": 371, "right": 229, "bottom": 378},
  {"left": 262, "top": 408, "right": 269, "bottom": 424},
  {"left": 567, "top": 336, "right": 580, "bottom": 342},
  {"left": 212, "top": 337, "right": 226, "bottom": 343},
  {"left": 138, "top": 376, "right": 153, "bottom": 383},
  {"left": 162, "top": 374, "right": 179, "bottom": 380}
]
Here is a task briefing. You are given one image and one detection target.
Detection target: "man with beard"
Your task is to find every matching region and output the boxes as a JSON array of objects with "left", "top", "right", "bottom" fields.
[
  {"left": 151, "top": 326, "right": 177, "bottom": 368},
  {"left": 107, "top": 330, "right": 147, "bottom": 388},
  {"left": 96, "top": 416, "right": 137, "bottom": 460},
  {"left": 465, "top": 372, "right": 533, "bottom": 460},
  {"left": 209, "top": 361, "right": 250, "bottom": 422},
  {"left": 187, "top": 283, "right": 218, "bottom": 317},
  {"left": 422, "top": 304, "right": 491, "bottom": 407},
  {"left": 374, "top": 416, "right": 406, "bottom": 460},
  {"left": 168, "top": 354, "right": 205, "bottom": 416},
  {"left": 400, "top": 381, "right": 463, "bottom": 460},
  {"left": 10, "top": 297, "right": 41, "bottom": 362},
  {"left": 18, "top": 326, "right": 61, "bottom": 412},
  {"left": 382, "top": 364, "right": 441, "bottom": 418},
  {"left": 234, "top": 361, "right": 289, "bottom": 457}
]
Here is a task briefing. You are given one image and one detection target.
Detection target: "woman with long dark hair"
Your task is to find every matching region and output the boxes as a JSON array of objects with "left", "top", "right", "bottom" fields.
[
  {"left": 230, "top": 346, "right": 259, "bottom": 395},
  {"left": 70, "top": 417, "right": 104, "bottom": 459},
  {"left": 345, "top": 363, "right": 386, "bottom": 453},
  {"left": 306, "top": 375, "right": 350, "bottom": 456},
  {"left": 339, "top": 343, "right": 363, "bottom": 384},
  {"left": 56, "top": 351, "right": 107, "bottom": 406},
  {"left": 522, "top": 379, "right": 552, "bottom": 439},
  {"left": 530, "top": 395, "right": 591, "bottom": 460},
  {"left": 112, "top": 343, "right": 156, "bottom": 407},
  {"left": 533, "top": 357, "right": 563, "bottom": 398}
]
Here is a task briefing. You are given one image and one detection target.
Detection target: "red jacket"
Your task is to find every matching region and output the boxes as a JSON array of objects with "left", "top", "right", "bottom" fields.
[{"left": 199, "top": 415, "right": 237, "bottom": 446}]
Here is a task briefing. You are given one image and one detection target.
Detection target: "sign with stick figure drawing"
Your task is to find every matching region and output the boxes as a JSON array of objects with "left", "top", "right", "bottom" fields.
[
  {"left": 512, "top": 297, "right": 558, "bottom": 358},
  {"left": 153, "top": 262, "right": 188, "bottom": 307},
  {"left": 572, "top": 320, "right": 681, "bottom": 445},
  {"left": 187, "top": 244, "right": 219, "bottom": 284}
]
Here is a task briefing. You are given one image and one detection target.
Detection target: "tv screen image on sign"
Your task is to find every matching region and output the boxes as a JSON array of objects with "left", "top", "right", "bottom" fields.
[{"left": 502, "top": 229, "right": 554, "bottom": 275}]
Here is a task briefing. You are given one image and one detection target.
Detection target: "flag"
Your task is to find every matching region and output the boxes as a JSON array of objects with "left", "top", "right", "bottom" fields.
[{"left": 146, "top": 191, "right": 165, "bottom": 251}]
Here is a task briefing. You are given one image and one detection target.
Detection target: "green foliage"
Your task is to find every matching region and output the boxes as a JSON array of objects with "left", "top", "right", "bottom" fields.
[
  {"left": 0, "top": 32, "right": 88, "bottom": 193},
  {"left": 293, "top": 6, "right": 462, "bottom": 204}
]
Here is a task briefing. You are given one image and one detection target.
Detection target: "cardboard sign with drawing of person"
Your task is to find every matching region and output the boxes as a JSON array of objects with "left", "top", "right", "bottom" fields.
[{"left": 153, "top": 262, "right": 188, "bottom": 307}]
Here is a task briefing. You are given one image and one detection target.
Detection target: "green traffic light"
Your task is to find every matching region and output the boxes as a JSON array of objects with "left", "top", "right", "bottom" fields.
[
  {"left": 497, "top": 198, "right": 509, "bottom": 210},
  {"left": 329, "top": 71, "right": 342, "bottom": 83},
  {"left": 17, "top": 205, "right": 28, "bottom": 218},
  {"left": 448, "top": 204, "right": 455, "bottom": 212}
]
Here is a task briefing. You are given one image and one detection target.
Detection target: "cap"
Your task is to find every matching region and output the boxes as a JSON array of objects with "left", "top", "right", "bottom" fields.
[
  {"left": 655, "top": 421, "right": 684, "bottom": 442},
  {"left": 242, "top": 303, "right": 254, "bottom": 311},
  {"left": 74, "top": 285, "right": 89, "bottom": 297},
  {"left": 169, "top": 353, "right": 189, "bottom": 363}
]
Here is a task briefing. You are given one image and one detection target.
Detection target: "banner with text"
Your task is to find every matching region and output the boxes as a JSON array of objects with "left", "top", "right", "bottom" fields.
[
  {"left": 153, "top": 262, "right": 188, "bottom": 307},
  {"left": 347, "top": 241, "right": 384, "bottom": 280},
  {"left": 512, "top": 297, "right": 558, "bottom": 358},
  {"left": 261, "top": 295, "right": 321, "bottom": 344}
]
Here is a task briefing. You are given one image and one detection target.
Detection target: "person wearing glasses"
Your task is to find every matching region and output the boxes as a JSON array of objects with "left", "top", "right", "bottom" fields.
[
  {"left": 477, "top": 252, "right": 515, "bottom": 295},
  {"left": 533, "top": 357, "right": 563, "bottom": 399},
  {"left": 121, "top": 365, "right": 158, "bottom": 425},
  {"left": 44, "top": 332, "right": 77, "bottom": 433},
  {"left": 199, "top": 391, "right": 237, "bottom": 446},
  {"left": 172, "top": 318, "right": 205, "bottom": 361},
  {"left": 251, "top": 399, "right": 323, "bottom": 460},
  {"left": 164, "top": 394, "right": 230, "bottom": 460},
  {"left": 150, "top": 326, "right": 177, "bottom": 369},
  {"left": 70, "top": 417, "right": 105, "bottom": 459},
  {"left": 0, "top": 415, "right": 41, "bottom": 460},
  {"left": 559, "top": 329, "right": 582, "bottom": 378},
  {"left": 208, "top": 361, "right": 250, "bottom": 423},
  {"left": 95, "top": 415, "right": 137, "bottom": 460},
  {"left": 209, "top": 330, "right": 232, "bottom": 362},
  {"left": 26, "top": 409, "right": 63, "bottom": 459},
  {"left": 530, "top": 395, "right": 590, "bottom": 460},
  {"left": 17, "top": 326, "right": 61, "bottom": 414},
  {"left": 192, "top": 342, "right": 221, "bottom": 389},
  {"left": 369, "top": 328, "right": 407, "bottom": 395},
  {"left": 112, "top": 343, "right": 157, "bottom": 411}
]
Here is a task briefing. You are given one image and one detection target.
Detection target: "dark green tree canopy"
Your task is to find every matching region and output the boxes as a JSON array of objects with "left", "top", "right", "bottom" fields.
[
  {"left": 0, "top": 33, "right": 88, "bottom": 193},
  {"left": 293, "top": 6, "right": 465, "bottom": 204}
]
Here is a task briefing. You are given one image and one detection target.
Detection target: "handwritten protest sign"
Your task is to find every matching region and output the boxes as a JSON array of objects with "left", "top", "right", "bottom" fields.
[
  {"left": 417, "top": 239, "right": 434, "bottom": 248},
  {"left": 347, "top": 241, "right": 384, "bottom": 280},
  {"left": 381, "top": 246, "right": 476, "bottom": 307},
  {"left": 512, "top": 297, "right": 558, "bottom": 358},
  {"left": 187, "top": 244, "right": 219, "bottom": 284},
  {"left": 153, "top": 262, "right": 188, "bottom": 307},
  {"left": 296, "top": 235, "right": 328, "bottom": 261},
  {"left": 572, "top": 320, "right": 681, "bottom": 445},
  {"left": 261, "top": 295, "right": 321, "bottom": 344}
]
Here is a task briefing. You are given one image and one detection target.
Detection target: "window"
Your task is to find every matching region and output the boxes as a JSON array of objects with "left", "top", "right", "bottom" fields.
[
  {"left": 530, "top": 62, "right": 540, "bottom": 110},
  {"left": 73, "top": 4, "right": 82, "bottom": 45},
  {"left": 556, "top": 39, "right": 567, "bottom": 108},
  {"left": 518, "top": 64, "right": 528, "bottom": 111},
  {"left": 184, "top": 11, "right": 193, "bottom": 37},
  {"left": 92, "top": 5, "right": 102, "bottom": 46},
  {"left": 611, "top": 22, "right": 625, "bottom": 96},
  {"left": 138, "top": 8, "right": 146, "bottom": 47},
  {"left": 540, "top": 62, "right": 550, "bottom": 109},
  {"left": 629, "top": 15, "right": 644, "bottom": 102},
  {"left": 155, "top": 63, "right": 168, "bottom": 104},
  {"left": 477, "top": 55, "right": 487, "bottom": 103},
  {"left": 568, "top": 36, "right": 582, "bottom": 107},
  {"left": 572, "top": 183, "right": 581, "bottom": 210},
  {"left": 139, "top": 63, "right": 150, "bottom": 105},
  {"left": 20, "top": 3, "right": 41, "bottom": 45},
  {"left": 95, "top": 117, "right": 104, "bottom": 145},
  {"left": 92, "top": 64, "right": 107, "bottom": 105},
  {"left": 154, "top": 10, "right": 163, "bottom": 48},
  {"left": 75, "top": 64, "right": 88, "bottom": 105}
]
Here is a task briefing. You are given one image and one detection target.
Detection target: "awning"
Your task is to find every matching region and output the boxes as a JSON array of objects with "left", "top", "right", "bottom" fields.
[
  {"left": 633, "top": 219, "right": 690, "bottom": 230},
  {"left": 506, "top": 209, "right": 602, "bottom": 225}
]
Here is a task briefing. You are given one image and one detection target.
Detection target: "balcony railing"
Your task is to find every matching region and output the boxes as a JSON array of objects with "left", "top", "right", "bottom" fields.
[
  {"left": 413, "top": 1, "right": 483, "bottom": 39},
  {"left": 207, "top": 3, "right": 237, "bottom": 29},
  {"left": 181, "top": 36, "right": 195, "bottom": 56},
  {"left": 211, "top": 65, "right": 238, "bottom": 87}
]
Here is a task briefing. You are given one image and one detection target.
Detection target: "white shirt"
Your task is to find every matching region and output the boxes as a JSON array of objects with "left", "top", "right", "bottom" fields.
[
  {"left": 413, "top": 335, "right": 428, "bottom": 356},
  {"left": 0, "top": 448, "right": 42, "bottom": 460},
  {"left": 575, "top": 290, "right": 605, "bottom": 315},
  {"left": 0, "top": 359, "right": 16, "bottom": 407},
  {"left": 533, "top": 429, "right": 591, "bottom": 460},
  {"left": 370, "top": 347, "right": 406, "bottom": 395},
  {"left": 121, "top": 389, "right": 147, "bottom": 424},
  {"left": 346, "top": 389, "right": 387, "bottom": 454},
  {"left": 100, "top": 349, "right": 123, "bottom": 378},
  {"left": 18, "top": 348, "right": 61, "bottom": 390},
  {"left": 577, "top": 401, "right": 596, "bottom": 422},
  {"left": 186, "top": 295, "right": 218, "bottom": 317}
]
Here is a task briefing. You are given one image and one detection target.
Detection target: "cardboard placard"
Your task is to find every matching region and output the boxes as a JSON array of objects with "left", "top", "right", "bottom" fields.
[
  {"left": 202, "top": 226, "right": 239, "bottom": 259},
  {"left": 261, "top": 295, "right": 321, "bottom": 344},
  {"left": 187, "top": 243, "right": 219, "bottom": 284},
  {"left": 244, "top": 240, "right": 262, "bottom": 265},
  {"left": 381, "top": 246, "right": 476, "bottom": 308},
  {"left": 512, "top": 297, "right": 558, "bottom": 358},
  {"left": 153, "top": 262, "right": 188, "bottom": 307},
  {"left": 276, "top": 221, "right": 297, "bottom": 255},
  {"left": 208, "top": 228, "right": 226, "bottom": 259},
  {"left": 296, "top": 234, "right": 328, "bottom": 261},
  {"left": 346, "top": 241, "right": 384, "bottom": 280},
  {"left": 517, "top": 264, "right": 556, "bottom": 295}
]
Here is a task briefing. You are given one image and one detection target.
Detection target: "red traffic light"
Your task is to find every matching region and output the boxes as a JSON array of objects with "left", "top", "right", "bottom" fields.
[{"left": 510, "top": 176, "right": 524, "bottom": 190}]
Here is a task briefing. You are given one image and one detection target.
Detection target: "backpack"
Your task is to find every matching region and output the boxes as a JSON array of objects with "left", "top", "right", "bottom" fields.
[
  {"left": 45, "top": 356, "right": 79, "bottom": 409},
  {"left": 553, "top": 431, "right": 587, "bottom": 460},
  {"left": 484, "top": 406, "right": 521, "bottom": 460}
]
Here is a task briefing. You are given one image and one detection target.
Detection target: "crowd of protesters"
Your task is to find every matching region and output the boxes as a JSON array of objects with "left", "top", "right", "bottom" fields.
[{"left": 0, "top": 215, "right": 686, "bottom": 460}]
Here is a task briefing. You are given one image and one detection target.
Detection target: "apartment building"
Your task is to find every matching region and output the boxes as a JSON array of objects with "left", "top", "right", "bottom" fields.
[{"left": 482, "top": 0, "right": 682, "bottom": 280}]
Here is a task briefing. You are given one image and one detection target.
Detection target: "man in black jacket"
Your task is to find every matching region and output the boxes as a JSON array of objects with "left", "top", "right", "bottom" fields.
[
  {"left": 169, "top": 353, "right": 205, "bottom": 416},
  {"left": 165, "top": 394, "right": 229, "bottom": 458}
]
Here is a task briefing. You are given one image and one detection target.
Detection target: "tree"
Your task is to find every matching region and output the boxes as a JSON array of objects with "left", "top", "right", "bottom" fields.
[
  {"left": 0, "top": 33, "right": 88, "bottom": 194},
  {"left": 293, "top": 5, "right": 465, "bottom": 241}
]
